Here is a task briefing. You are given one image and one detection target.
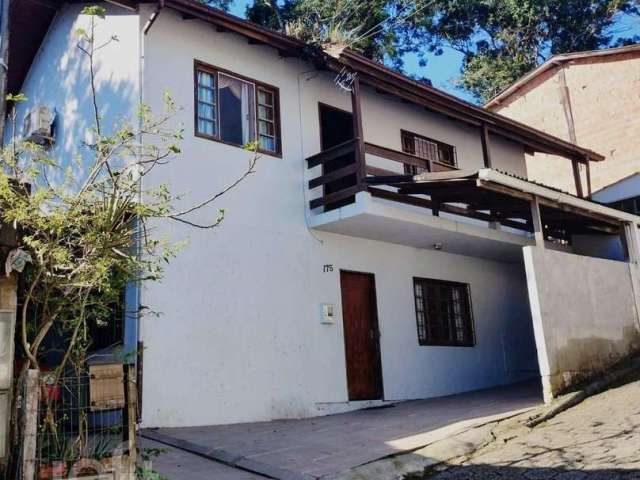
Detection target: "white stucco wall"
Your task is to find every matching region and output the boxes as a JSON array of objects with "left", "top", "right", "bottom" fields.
[
  {"left": 139, "top": 8, "right": 538, "bottom": 427},
  {"left": 5, "top": 3, "right": 140, "bottom": 173},
  {"left": 523, "top": 246, "right": 640, "bottom": 402},
  {"left": 9, "top": 3, "right": 539, "bottom": 428}
]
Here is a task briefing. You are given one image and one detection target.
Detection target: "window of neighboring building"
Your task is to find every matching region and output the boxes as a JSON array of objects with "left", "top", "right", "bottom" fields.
[
  {"left": 413, "top": 277, "right": 475, "bottom": 347},
  {"left": 401, "top": 130, "right": 457, "bottom": 175},
  {"left": 610, "top": 196, "right": 640, "bottom": 215},
  {"left": 195, "top": 61, "right": 281, "bottom": 155}
]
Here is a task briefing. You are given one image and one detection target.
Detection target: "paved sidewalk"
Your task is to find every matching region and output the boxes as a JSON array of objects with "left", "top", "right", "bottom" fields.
[
  {"left": 427, "top": 378, "right": 640, "bottom": 479},
  {"left": 141, "top": 439, "right": 268, "bottom": 480},
  {"left": 143, "top": 381, "right": 541, "bottom": 479}
]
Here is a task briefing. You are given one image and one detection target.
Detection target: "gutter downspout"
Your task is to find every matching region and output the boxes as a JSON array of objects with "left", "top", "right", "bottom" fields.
[
  {"left": 142, "top": 0, "right": 163, "bottom": 35},
  {"left": 131, "top": 0, "right": 164, "bottom": 421},
  {"left": 125, "top": 1, "right": 160, "bottom": 423}
]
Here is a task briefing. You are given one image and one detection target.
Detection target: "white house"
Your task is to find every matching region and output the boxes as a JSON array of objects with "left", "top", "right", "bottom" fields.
[{"left": 7, "top": 0, "right": 640, "bottom": 429}]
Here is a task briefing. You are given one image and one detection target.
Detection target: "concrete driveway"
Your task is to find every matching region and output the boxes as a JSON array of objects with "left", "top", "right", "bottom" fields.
[{"left": 142, "top": 381, "right": 542, "bottom": 480}]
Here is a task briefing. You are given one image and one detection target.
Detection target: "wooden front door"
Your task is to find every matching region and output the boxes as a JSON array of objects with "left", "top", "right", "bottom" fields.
[{"left": 340, "top": 271, "right": 383, "bottom": 401}]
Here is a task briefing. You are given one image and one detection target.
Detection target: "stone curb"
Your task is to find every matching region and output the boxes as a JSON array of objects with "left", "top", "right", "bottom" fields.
[
  {"left": 525, "top": 357, "right": 640, "bottom": 428},
  {"left": 328, "top": 413, "right": 527, "bottom": 480}
]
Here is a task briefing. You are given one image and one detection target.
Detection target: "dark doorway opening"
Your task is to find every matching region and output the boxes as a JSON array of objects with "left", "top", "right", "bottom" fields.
[
  {"left": 340, "top": 271, "right": 384, "bottom": 401},
  {"left": 318, "top": 103, "right": 356, "bottom": 211}
]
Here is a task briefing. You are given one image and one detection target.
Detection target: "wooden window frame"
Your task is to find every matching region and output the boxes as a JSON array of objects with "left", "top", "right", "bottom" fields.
[
  {"left": 412, "top": 277, "right": 475, "bottom": 348},
  {"left": 194, "top": 60, "right": 282, "bottom": 157},
  {"left": 401, "top": 130, "right": 458, "bottom": 173}
]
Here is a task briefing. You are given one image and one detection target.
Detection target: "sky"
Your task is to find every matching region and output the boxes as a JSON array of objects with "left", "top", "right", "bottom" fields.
[{"left": 229, "top": 1, "right": 640, "bottom": 105}]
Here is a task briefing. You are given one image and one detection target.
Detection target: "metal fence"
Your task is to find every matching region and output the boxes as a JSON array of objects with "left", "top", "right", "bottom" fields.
[{"left": 10, "top": 365, "right": 136, "bottom": 480}]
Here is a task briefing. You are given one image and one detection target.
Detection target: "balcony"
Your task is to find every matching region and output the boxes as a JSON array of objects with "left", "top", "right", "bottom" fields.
[
  {"left": 306, "top": 138, "right": 629, "bottom": 262},
  {"left": 304, "top": 77, "right": 626, "bottom": 261},
  {"left": 306, "top": 139, "right": 538, "bottom": 261}
]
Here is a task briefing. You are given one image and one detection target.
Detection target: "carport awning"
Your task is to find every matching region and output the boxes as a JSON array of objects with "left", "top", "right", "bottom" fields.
[{"left": 366, "top": 169, "right": 639, "bottom": 240}]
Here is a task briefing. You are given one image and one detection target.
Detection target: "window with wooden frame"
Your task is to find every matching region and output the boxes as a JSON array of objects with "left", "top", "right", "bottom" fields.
[
  {"left": 194, "top": 61, "right": 281, "bottom": 155},
  {"left": 401, "top": 130, "right": 457, "bottom": 174},
  {"left": 412, "top": 277, "right": 475, "bottom": 347}
]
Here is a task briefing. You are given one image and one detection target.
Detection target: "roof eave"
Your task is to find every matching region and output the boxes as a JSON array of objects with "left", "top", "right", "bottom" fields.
[
  {"left": 485, "top": 44, "right": 640, "bottom": 109},
  {"left": 335, "top": 49, "right": 604, "bottom": 162},
  {"left": 8, "top": 0, "right": 605, "bottom": 163}
]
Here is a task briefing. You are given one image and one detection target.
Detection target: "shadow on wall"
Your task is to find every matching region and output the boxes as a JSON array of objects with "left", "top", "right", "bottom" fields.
[
  {"left": 9, "top": 4, "right": 138, "bottom": 188},
  {"left": 548, "top": 328, "right": 640, "bottom": 395}
]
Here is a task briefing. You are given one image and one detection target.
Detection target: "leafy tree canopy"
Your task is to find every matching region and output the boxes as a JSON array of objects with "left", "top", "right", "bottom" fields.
[
  {"left": 202, "top": 0, "right": 233, "bottom": 11},
  {"left": 402, "top": 0, "right": 640, "bottom": 101},
  {"left": 245, "top": 0, "right": 411, "bottom": 63},
  {"left": 244, "top": 0, "right": 639, "bottom": 102}
]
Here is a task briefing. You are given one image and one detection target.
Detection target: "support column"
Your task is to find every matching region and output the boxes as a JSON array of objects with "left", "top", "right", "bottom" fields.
[
  {"left": 624, "top": 222, "right": 640, "bottom": 264},
  {"left": 480, "top": 123, "right": 492, "bottom": 169},
  {"left": 350, "top": 76, "right": 366, "bottom": 187},
  {"left": 571, "top": 159, "right": 584, "bottom": 198},
  {"left": 530, "top": 195, "right": 545, "bottom": 247},
  {"left": 585, "top": 158, "right": 592, "bottom": 197},
  {"left": 624, "top": 222, "right": 640, "bottom": 332}
]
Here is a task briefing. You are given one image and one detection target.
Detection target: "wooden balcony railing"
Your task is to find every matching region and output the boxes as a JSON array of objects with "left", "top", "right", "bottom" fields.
[
  {"left": 364, "top": 143, "right": 458, "bottom": 174},
  {"left": 306, "top": 139, "right": 458, "bottom": 212}
]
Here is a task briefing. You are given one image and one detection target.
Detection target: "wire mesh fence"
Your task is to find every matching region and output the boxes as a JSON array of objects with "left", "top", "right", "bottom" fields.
[{"left": 32, "top": 365, "right": 134, "bottom": 479}]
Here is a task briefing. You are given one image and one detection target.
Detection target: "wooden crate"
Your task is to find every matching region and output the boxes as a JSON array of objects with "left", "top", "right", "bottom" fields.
[{"left": 89, "top": 364, "right": 125, "bottom": 411}]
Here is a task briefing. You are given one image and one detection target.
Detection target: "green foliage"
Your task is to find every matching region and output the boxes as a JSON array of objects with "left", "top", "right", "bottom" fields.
[
  {"left": 6, "top": 93, "right": 27, "bottom": 103},
  {"left": 199, "top": 0, "right": 233, "bottom": 11},
  {"left": 403, "top": 0, "right": 640, "bottom": 101},
  {"left": 1, "top": 93, "right": 186, "bottom": 373},
  {"left": 2, "top": 6, "right": 257, "bottom": 475},
  {"left": 136, "top": 448, "right": 168, "bottom": 480},
  {"left": 2, "top": 6, "right": 258, "bottom": 378},
  {"left": 238, "top": 0, "right": 638, "bottom": 100},
  {"left": 81, "top": 5, "right": 107, "bottom": 17},
  {"left": 246, "top": 0, "right": 409, "bottom": 63},
  {"left": 459, "top": 50, "right": 535, "bottom": 102}
]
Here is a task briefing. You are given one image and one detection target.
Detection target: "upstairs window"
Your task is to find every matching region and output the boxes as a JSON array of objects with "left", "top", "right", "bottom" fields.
[
  {"left": 413, "top": 277, "right": 475, "bottom": 347},
  {"left": 195, "top": 61, "right": 281, "bottom": 155},
  {"left": 401, "top": 130, "right": 457, "bottom": 175}
]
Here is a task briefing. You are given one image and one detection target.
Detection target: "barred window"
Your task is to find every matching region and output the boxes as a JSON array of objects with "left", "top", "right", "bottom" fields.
[
  {"left": 413, "top": 277, "right": 475, "bottom": 347},
  {"left": 401, "top": 130, "right": 457, "bottom": 175},
  {"left": 194, "top": 61, "right": 281, "bottom": 155}
]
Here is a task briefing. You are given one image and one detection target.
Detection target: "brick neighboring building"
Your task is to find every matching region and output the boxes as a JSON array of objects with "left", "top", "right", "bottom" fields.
[{"left": 486, "top": 45, "right": 640, "bottom": 199}]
